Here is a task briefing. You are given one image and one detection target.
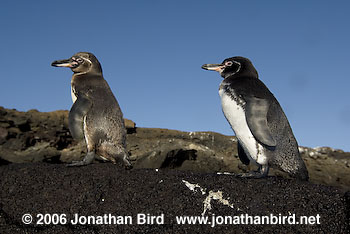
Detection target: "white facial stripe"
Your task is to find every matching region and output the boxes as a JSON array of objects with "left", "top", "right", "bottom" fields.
[
  {"left": 81, "top": 57, "right": 92, "bottom": 66},
  {"left": 72, "top": 56, "right": 92, "bottom": 66},
  {"left": 233, "top": 61, "right": 241, "bottom": 73}
]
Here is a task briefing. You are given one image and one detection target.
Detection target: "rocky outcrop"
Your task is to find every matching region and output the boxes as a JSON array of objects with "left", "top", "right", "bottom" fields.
[
  {"left": 0, "top": 163, "right": 348, "bottom": 233},
  {"left": 0, "top": 107, "right": 349, "bottom": 232},
  {"left": 0, "top": 106, "right": 349, "bottom": 190}
]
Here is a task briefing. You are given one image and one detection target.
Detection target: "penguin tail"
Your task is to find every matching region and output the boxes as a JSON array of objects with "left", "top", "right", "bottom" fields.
[{"left": 290, "top": 163, "right": 309, "bottom": 181}]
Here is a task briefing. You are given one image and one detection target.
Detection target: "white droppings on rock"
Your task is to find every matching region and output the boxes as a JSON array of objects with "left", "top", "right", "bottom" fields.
[
  {"left": 309, "top": 151, "right": 316, "bottom": 157},
  {"left": 182, "top": 180, "right": 206, "bottom": 195},
  {"left": 202, "top": 190, "right": 234, "bottom": 216},
  {"left": 313, "top": 146, "right": 342, "bottom": 154},
  {"left": 298, "top": 146, "right": 308, "bottom": 153},
  {"left": 230, "top": 138, "right": 237, "bottom": 142},
  {"left": 182, "top": 180, "right": 235, "bottom": 216},
  {"left": 216, "top": 172, "right": 235, "bottom": 175},
  {"left": 149, "top": 151, "right": 157, "bottom": 158},
  {"left": 188, "top": 143, "right": 211, "bottom": 152}
]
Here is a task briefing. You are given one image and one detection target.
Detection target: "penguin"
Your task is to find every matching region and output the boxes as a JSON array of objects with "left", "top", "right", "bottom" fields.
[
  {"left": 51, "top": 52, "right": 132, "bottom": 169},
  {"left": 202, "top": 56, "right": 308, "bottom": 180}
]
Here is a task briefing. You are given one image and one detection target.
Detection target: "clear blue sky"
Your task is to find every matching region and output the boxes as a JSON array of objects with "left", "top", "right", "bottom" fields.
[{"left": 1, "top": 1, "right": 349, "bottom": 151}]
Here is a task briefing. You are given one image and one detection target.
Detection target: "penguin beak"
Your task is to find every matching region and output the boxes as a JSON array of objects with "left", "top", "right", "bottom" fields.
[
  {"left": 51, "top": 58, "right": 78, "bottom": 68},
  {"left": 201, "top": 63, "right": 225, "bottom": 72}
]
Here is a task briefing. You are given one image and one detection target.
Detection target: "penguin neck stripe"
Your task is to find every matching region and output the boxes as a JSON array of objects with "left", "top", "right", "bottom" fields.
[
  {"left": 82, "top": 57, "right": 93, "bottom": 71},
  {"left": 75, "top": 57, "right": 94, "bottom": 75},
  {"left": 75, "top": 71, "right": 88, "bottom": 76},
  {"left": 234, "top": 61, "right": 241, "bottom": 73}
]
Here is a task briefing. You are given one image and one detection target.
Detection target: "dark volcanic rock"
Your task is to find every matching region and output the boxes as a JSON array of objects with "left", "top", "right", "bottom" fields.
[
  {"left": 0, "top": 107, "right": 72, "bottom": 163},
  {"left": 0, "top": 163, "right": 348, "bottom": 233}
]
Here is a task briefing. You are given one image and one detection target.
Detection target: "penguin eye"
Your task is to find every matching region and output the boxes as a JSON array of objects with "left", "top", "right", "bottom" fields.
[
  {"left": 76, "top": 58, "right": 84, "bottom": 63},
  {"left": 225, "top": 61, "right": 233, "bottom": 66}
]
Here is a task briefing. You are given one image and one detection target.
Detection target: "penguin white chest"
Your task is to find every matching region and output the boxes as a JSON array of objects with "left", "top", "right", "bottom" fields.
[
  {"left": 71, "top": 86, "right": 77, "bottom": 103},
  {"left": 218, "top": 88, "right": 267, "bottom": 165}
]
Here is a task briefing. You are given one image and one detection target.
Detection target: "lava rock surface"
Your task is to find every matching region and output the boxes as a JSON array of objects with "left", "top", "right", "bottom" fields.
[{"left": 0, "top": 163, "right": 349, "bottom": 233}]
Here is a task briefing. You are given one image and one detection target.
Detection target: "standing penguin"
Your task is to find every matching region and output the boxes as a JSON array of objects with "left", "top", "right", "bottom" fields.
[
  {"left": 202, "top": 56, "right": 308, "bottom": 180},
  {"left": 51, "top": 52, "right": 132, "bottom": 169}
]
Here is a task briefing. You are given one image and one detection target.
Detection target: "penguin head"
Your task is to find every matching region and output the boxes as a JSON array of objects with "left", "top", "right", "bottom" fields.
[
  {"left": 51, "top": 52, "right": 102, "bottom": 74},
  {"left": 202, "top": 56, "right": 258, "bottom": 79}
]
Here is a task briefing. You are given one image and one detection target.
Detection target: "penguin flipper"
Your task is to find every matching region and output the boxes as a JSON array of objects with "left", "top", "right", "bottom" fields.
[
  {"left": 68, "top": 95, "right": 92, "bottom": 140},
  {"left": 237, "top": 141, "right": 250, "bottom": 165},
  {"left": 245, "top": 97, "right": 276, "bottom": 147}
]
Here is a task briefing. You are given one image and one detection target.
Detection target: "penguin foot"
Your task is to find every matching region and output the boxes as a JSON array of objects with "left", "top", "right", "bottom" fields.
[
  {"left": 123, "top": 154, "right": 133, "bottom": 170},
  {"left": 236, "top": 165, "right": 269, "bottom": 179},
  {"left": 67, "top": 161, "right": 90, "bottom": 167},
  {"left": 236, "top": 171, "right": 267, "bottom": 179},
  {"left": 124, "top": 164, "right": 133, "bottom": 170},
  {"left": 67, "top": 152, "right": 95, "bottom": 167}
]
